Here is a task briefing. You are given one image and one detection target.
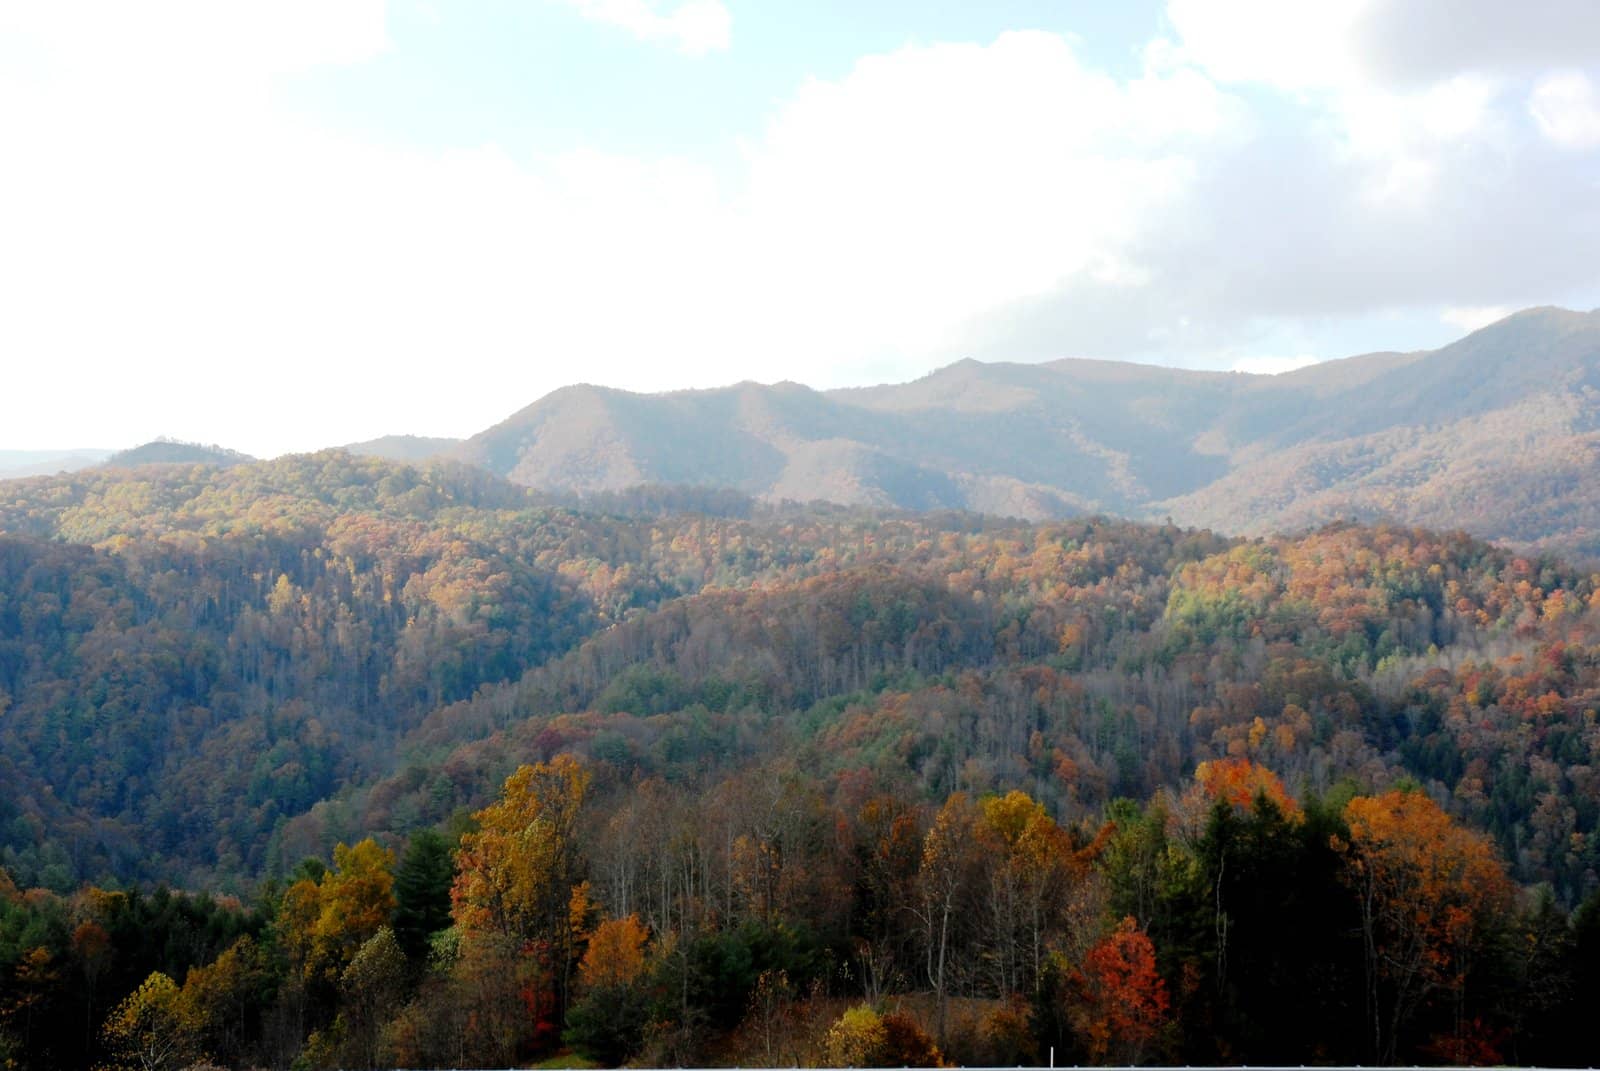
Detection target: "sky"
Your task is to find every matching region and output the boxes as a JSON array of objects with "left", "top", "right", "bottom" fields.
[{"left": 2, "top": 0, "right": 1599, "bottom": 456}]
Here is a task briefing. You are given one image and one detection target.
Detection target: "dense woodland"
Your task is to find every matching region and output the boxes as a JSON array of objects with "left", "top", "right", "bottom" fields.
[{"left": 5, "top": 452, "right": 1600, "bottom": 1067}]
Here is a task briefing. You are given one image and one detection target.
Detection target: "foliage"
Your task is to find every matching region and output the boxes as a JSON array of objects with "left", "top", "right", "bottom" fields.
[
  {"left": 823, "top": 1004, "right": 888, "bottom": 1068},
  {"left": 451, "top": 757, "right": 589, "bottom": 945},
  {"left": 99, "top": 971, "right": 200, "bottom": 1071},
  {"left": 1069, "top": 918, "right": 1170, "bottom": 1064},
  {"left": 1336, "top": 789, "right": 1514, "bottom": 1062},
  {"left": 392, "top": 830, "right": 456, "bottom": 965},
  {"left": 6, "top": 457, "right": 1600, "bottom": 1066},
  {"left": 336, "top": 928, "right": 406, "bottom": 1070},
  {"left": 577, "top": 915, "right": 648, "bottom": 991}
]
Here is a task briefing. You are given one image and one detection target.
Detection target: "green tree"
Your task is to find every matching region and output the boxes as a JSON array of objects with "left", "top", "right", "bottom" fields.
[
  {"left": 337, "top": 927, "right": 407, "bottom": 1070},
  {"left": 393, "top": 830, "right": 455, "bottom": 964}
]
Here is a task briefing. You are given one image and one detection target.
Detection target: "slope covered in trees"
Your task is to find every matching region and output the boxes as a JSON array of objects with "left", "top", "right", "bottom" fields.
[
  {"left": 4, "top": 455, "right": 1600, "bottom": 893},
  {"left": 5, "top": 453, "right": 1600, "bottom": 1066}
]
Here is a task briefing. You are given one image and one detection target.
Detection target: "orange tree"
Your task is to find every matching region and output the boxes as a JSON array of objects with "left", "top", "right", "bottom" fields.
[
  {"left": 1335, "top": 789, "right": 1514, "bottom": 1063},
  {"left": 1069, "top": 917, "right": 1170, "bottom": 1064},
  {"left": 565, "top": 914, "right": 653, "bottom": 1064}
]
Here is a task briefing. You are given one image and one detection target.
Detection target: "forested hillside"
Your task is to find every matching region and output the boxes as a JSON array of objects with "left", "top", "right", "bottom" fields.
[{"left": 5, "top": 453, "right": 1600, "bottom": 1067}]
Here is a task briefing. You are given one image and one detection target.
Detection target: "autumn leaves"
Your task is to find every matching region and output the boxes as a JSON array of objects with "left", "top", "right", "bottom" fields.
[
  {"left": 58, "top": 749, "right": 1537, "bottom": 1068},
  {"left": 1336, "top": 789, "right": 1513, "bottom": 1064}
]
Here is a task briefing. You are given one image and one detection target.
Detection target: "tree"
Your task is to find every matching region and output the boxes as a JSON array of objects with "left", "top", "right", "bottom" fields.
[
  {"left": 1070, "top": 917, "right": 1170, "bottom": 1065},
  {"left": 393, "top": 829, "right": 456, "bottom": 964},
  {"left": 1335, "top": 789, "right": 1513, "bottom": 1063},
  {"left": 180, "top": 935, "right": 270, "bottom": 1069},
  {"left": 577, "top": 914, "right": 649, "bottom": 990},
  {"left": 100, "top": 971, "right": 200, "bottom": 1071},
  {"left": 70, "top": 918, "right": 113, "bottom": 1039},
  {"left": 975, "top": 789, "right": 1072, "bottom": 996},
  {"left": 915, "top": 792, "right": 980, "bottom": 1041},
  {"left": 316, "top": 840, "right": 397, "bottom": 971},
  {"left": 4, "top": 945, "right": 60, "bottom": 1060},
  {"left": 880, "top": 1010, "right": 945, "bottom": 1067},
  {"left": 743, "top": 967, "right": 798, "bottom": 1064},
  {"left": 823, "top": 1004, "right": 888, "bottom": 1068},
  {"left": 1191, "top": 758, "right": 1303, "bottom": 823},
  {"left": 844, "top": 792, "right": 923, "bottom": 999},
  {"left": 337, "top": 927, "right": 407, "bottom": 1070},
  {"left": 451, "top": 756, "right": 592, "bottom": 1052},
  {"left": 451, "top": 756, "right": 590, "bottom": 945},
  {"left": 566, "top": 915, "right": 654, "bottom": 1065}
]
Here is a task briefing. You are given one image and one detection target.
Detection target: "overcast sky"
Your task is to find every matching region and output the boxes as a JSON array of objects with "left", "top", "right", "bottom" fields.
[{"left": 3, "top": 0, "right": 1599, "bottom": 456}]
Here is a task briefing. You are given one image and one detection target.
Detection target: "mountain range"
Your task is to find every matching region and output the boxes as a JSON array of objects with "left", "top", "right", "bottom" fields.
[
  {"left": 450, "top": 305, "right": 1600, "bottom": 558},
  {"left": 26, "top": 305, "right": 1600, "bottom": 558}
]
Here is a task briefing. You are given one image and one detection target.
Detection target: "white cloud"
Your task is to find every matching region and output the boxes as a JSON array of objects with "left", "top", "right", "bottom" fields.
[
  {"left": 555, "top": 0, "right": 730, "bottom": 56},
  {"left": 735, "top": 32, "right": 1237, "bottom": 368},
  {"left": 1441, "top": 305, "right": 1514, "bottom": 333},
  {"left": 1228, "top": 354, "right": 1321, "bottom": 375},
  {"left": 0, "top": 26, "right": 1237, "bottom": 451},
  {"left": 2, "top": 4, "right": 1599, "bottom": 455},
  {"left": 1530, "top": 71, "right": 1600, "bottom": 148},
  {"left": 1162, "top": 0, "right": 1372, "bottom": 92},
  {"left": 1159, "top": 1, "right": 1514, "bottom": 212},
  {"left": 1164, "top": 0, "right": 1600, "bottom": 92}
]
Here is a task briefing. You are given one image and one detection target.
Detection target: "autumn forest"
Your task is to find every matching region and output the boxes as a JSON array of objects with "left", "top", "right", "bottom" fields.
[{"left": 5, "top": 453, "right": 1600, "bottom": 1068}]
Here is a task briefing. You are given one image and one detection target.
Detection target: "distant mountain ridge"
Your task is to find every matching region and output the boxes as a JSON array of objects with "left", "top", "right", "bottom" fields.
[
  {"left": 0, "top": 448, "right": 111, "bottom": 479},
  {"left": 343, "top": 434, "right": 462, "bottom": 462},
  {"left": 11, "top": 307, "right": 1597, "bottom": 557},
  {"left": 103, "top": 439, "right": 255, "bottom": 468},
  {"left": 458, "top": 306, "right": 1600, "bottom": 558}
]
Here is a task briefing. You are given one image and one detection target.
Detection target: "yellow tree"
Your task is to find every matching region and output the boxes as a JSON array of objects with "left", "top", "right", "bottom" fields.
[
  {"left": 312, "top": 839, "right": 397, "bottom": 979},
  {"left": 824, "top": 1005, "right": 889, "bottom": 1068},
  {"left": 100, "top": 971, "right": 201, "bottom": 1071},
  {"left": 1335, "top": 789, "right": 1513, "bottom": 1063},
  {"left": 274, "top": 837, "right": 397, "bottom": 1028},
  {"left": 277, "top": 875, "right": 323, "bottom": 981},
  {"left": 916, "top": 792, "right": 981, "bottom": 1041},
  {"left": 452, "top": 755, "right": 590, "bottom": 944},
  {"left": 179, "top": 936, "right": 268, "bottom": 1069},
  {"left": 976, "top": 790, "right": 1071, "bottom": 996},
  {"left": 452, "top": 755, "right": 592, "bottom": 1041}
]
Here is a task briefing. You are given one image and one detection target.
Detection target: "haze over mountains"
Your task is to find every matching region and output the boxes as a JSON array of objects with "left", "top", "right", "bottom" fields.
[
  {"left": 0, "top": 449, "right": 111, "bottom": 480},
  {"left": 455, "top": 306, "right": 1600, "bottom": 558},
  {"left": 27, "top": 306, "right": 1600, "bottom": 557}
]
